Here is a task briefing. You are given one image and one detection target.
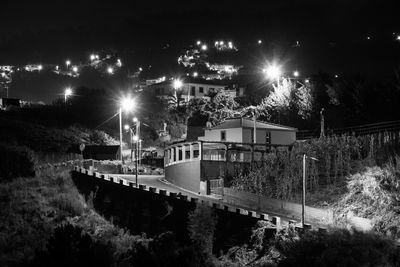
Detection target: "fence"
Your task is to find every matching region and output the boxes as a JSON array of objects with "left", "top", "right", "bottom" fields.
[{"left": 297, "top": 120, "right": 400, "bottom": 140}]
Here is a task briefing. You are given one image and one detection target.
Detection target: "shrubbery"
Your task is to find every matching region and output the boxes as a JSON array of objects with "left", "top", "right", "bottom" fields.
[
  {"left": 231, "top": 133, "right": 400, "bottom": 202},
  {"left": 0, "top": 142, "right": 36, "bottom": 181}
]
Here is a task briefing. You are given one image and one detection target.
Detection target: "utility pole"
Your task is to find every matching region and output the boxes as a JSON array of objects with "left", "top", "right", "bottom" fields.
[
  {"left": 302, "top": 154, "right": 306, "bottom": 227},
  {"left": 320, "top": 108, "right": 325, "bottom": 138},
  {"left": 119, "top": 108, "right": 123, "bottom": 163}
]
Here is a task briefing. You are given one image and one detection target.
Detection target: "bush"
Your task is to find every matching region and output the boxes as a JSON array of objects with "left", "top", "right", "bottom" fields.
[
  {"left": 50, "top": 193, "right": 85, "bottom": 217},
  {"left": 0, "top": 142, "right": 36, "bottom": 181},
  {"left": 276, "top": 229, "right": 400, "bottom": 267},
  {"left": 32, "top": 224, "right": 112, "bottom": 267}
]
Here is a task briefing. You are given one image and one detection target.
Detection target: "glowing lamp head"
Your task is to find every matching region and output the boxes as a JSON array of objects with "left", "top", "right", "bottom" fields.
[
  {"left": 173, "top": 79, "right": 183, "bottom": 89},
  {"left": 66, "top": 60, "right": 71, "bottom": 66},
  {"left": 201, "top": 44, "right": 207, "bottom": 51},
  {"left": 193, "top": 72, "right": 198, "bottom": 77},
  {"left": 219, "top": 41, "right": 224, "bottom": 45},
  {"left": 120, "top": 97, "right": 135, "bottom": 112},
  {"left": 293, "top": 70, "right": 299, "bottom": 77},
  {"left": 132, "top": 135, "right": 139, "bottom": 142},
  {"left": 90, "top": 54, "right": 96, "bottom": 61},
  {"left": 264, "top": 64, "right": 282, "bottom": 80},
  {"left": 124, "top": 124, "right": 130, "bottom": 130},
  {"left": 65, "top": 88, "right": 72, "bottom": 96},
  {"left": 72, "top": 66, "right": 78, "bottom": 72},
  {"left": 258, "top": 40, "right": 262, "bottom": 44},
  {"left": 133, "top": 117, "right": 138, "bottom": 123},
  {"left": 196, "top": 40, "right": 201, "bottom": 45},
  {"left": 38, "top": 65, "right": 43, "bottom": 71},
  {"left": 107, "top": 67, "right": 114, "bottom": 74}
]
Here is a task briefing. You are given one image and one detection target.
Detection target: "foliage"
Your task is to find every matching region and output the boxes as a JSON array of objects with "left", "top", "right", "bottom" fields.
[
  {"left": 32, "top": 224, "right": 112, "bottom": 267},
  {"left": 0, "top": 113, "right": 117, "bottom": 153},
  {"left": 220, "top": 223, "right": 400, "bottom": 267},
  {"left": 0, "top": 142, "right": 36, "bottom": 181},
  {"left": 230, "top": 133, "right": 399, "bottom": 202},
  {"left": 188, "top": 204, "right": 218, "bottom": 266},
  {"left": 333, "top": 156, "right": 400, "bottom": 239},
  {"left": 276, "top": 229, "right": 400, "bottom": 267}
]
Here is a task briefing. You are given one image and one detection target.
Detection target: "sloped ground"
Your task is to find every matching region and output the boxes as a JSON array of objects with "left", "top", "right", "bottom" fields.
[{"left": 332, "top": 156, "right": 400, "bottom": 240}]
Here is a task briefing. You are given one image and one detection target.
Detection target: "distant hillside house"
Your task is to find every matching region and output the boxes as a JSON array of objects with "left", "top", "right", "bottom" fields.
[
  {"left": 198, "top": 117, "right": 297, "bottom": 145},
  {"left": 146, "top": 77, "right": 243, "bottom": 102}
]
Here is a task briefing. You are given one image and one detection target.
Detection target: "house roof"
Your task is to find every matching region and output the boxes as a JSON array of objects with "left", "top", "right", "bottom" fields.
[
  {"left": 210, "top": 117, "right": 297, "bottom": 132},
  {"left": 147, "top": 77, "right": 227, "bottom": 87}
]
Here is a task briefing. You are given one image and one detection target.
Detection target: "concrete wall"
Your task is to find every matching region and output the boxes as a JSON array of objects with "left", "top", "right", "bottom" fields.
[
  {"left": 199, "top": 128, "right": 242, "bottom": 142},
  {"left": 223, "top": 187, "right": 334, "bottom": 225},
  {"left": 165, "top": 160, "right": 201, "bottom": 193},
  {"left": 270, "top": 130, "right": 296, "bottom": 145}
]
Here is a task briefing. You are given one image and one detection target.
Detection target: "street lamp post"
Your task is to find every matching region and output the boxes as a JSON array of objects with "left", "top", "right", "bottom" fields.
[{"left": 119, "top": 97, "right": 135, "bottom": 164}]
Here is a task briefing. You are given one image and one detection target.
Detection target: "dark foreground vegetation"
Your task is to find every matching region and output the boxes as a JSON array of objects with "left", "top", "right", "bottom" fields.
[{"left": 0, "top": 158, "right": 399, "bottom": 266}]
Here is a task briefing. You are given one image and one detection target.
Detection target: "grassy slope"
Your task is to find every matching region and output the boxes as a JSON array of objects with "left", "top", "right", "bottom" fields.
[
  {"left": 0, "top": 164, "right": 145, "bottom": 266},
  {"left": 0, "top": 113, "right": 118, "bottom": 153}
]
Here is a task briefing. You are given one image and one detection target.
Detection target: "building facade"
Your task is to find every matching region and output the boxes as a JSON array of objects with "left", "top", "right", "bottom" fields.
[
  {"left": 147, "top": 78, "right": 243, "bottom": 102},
  {"left": 198, "top": 117, "right": 297, "bottom": 145}
]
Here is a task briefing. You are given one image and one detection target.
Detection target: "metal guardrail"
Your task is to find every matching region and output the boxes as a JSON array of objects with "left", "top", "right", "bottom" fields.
[{"left": 297, "top": 120, "right": 400, "bottom": 140}]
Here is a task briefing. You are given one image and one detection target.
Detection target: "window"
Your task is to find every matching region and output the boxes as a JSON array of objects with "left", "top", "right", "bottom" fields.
[
  {"left": 266, "top": 132, "right": 271, "bottom": 144},
  {"left": 190, "top": 86, "right": 195, "bottom": 96},
  {"left": 199, "top": 87, "right": 204, "bottom": 93},
  {"left": 221, "top": 130, "right": 226, "bottom": 141}
]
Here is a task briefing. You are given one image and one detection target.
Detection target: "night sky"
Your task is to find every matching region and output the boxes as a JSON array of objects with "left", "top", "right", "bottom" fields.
[{"left": 1, "top": 0, "right": 399, "bottom": 102}]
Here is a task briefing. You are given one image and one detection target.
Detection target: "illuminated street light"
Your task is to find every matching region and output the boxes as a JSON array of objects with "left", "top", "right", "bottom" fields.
[
  {"left": 305, "top": 79, "right": 310, "bottom": 83},
  {"left": 107, "top": 67, "right": 114, "bottom": 74},
  {"left": 396, "top": 35, "right": 400, "bottom": 41},
  {"left": 38, "top": 65, "right": 43, "bottom": 71},
  {"left": 90, "top": 54, "right": 96, "bottom": 61},
  {"left": 219, "top": 41, "right": 224, "bottom": 45},
  {"left": 173, "top": 79, "right": 183, "bottom": 89},
  {"left": 132, "top": 135, "right": 139, "bottom": 142},
  {"left": 64, "top": 87, "right": 72, "bottom": 104},
  {"left": 120, "top": 97, "right": 135, "bottom": 112},
  {"left": 124, "top": 124, "right": 130, "bottom": 130},
  {"left": 55, "top": 65, "right": 59, "bottom": 70},
  {"left": 196, "top": 40, "right": 201, "bottom": 45},
  {"left": 215, "top": 41, "right": 218, "bottom": 46},
  {"left": 133, "top": 117, "right": 138, "bottom": 123},
  {"left": 139, "top": 67, "right": 143, "bottom": 71},
  {"left": 201, "top": 44, "right": 207, "bottom": 51},
  {"left": 65, "top": 60, "right": 71, "bottom": 68},
  {"left": 228, "top": 41, "right": 233, "bottom": 49},
  {"left": 193, "top": 71, "right": 198, "bottom": 77},
  {"left": 258, "top": 40, "right": 262, "bottom": 44},
  {"left": 72, "top": 66, "right": 78, "bottom": 72},
  {"left": 293, "top": 70, "right": 299, "bottom": 77},
  {"left": 264, "top": 64, "right": 282, "bottom": 81}
]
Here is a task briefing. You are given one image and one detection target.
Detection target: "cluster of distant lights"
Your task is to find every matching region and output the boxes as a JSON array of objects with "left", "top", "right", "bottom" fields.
[{"left": 195, "top": 40, "right": 236, "bottom": 51}]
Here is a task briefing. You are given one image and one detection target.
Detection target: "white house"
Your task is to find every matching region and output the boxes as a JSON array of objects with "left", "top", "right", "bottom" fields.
[
  {"left": 146, "top": 77, "right": 243, "bottom": 102},
  {"left": 198, "top": 117, "right": 297, "bottom": 145}
]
